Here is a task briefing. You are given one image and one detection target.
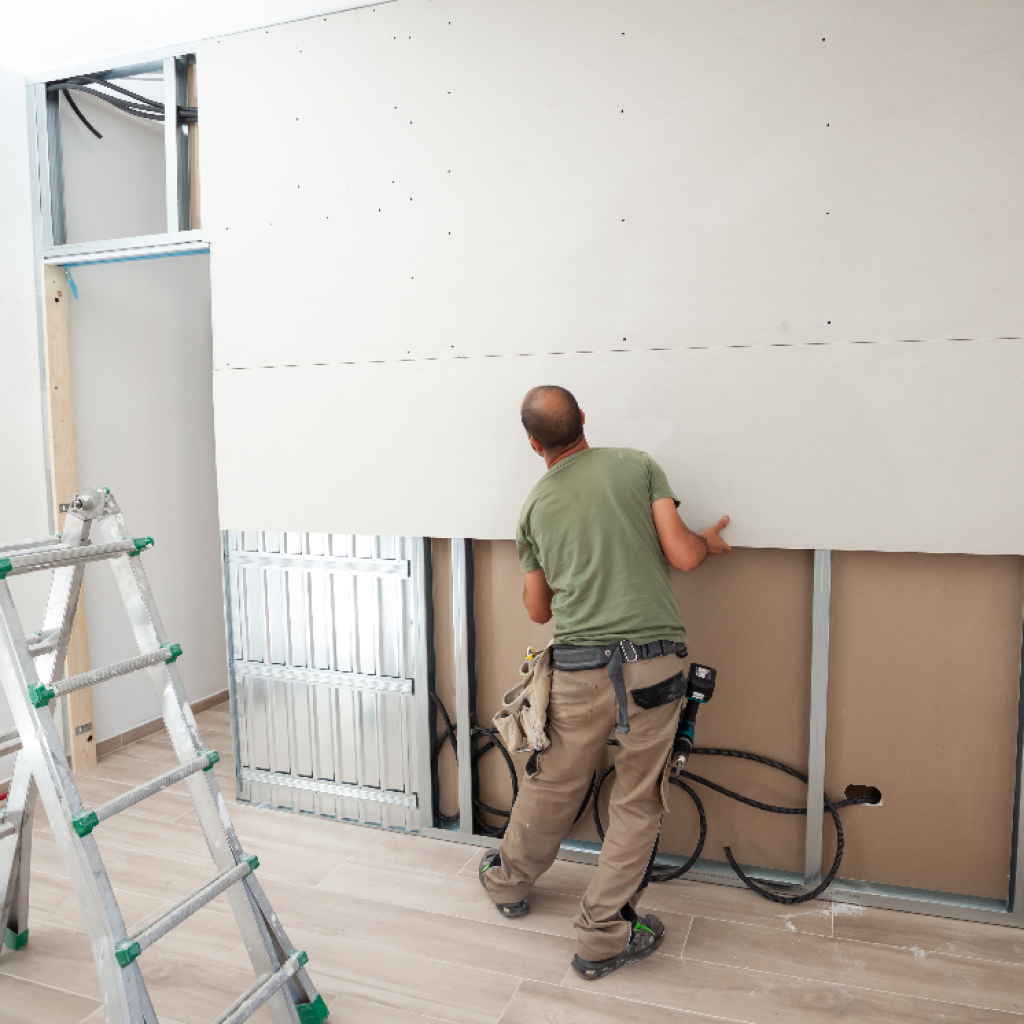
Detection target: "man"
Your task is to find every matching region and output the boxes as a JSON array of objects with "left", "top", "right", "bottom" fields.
[{"left": 479, "top": 385, "right": 731, "bottom": 979}]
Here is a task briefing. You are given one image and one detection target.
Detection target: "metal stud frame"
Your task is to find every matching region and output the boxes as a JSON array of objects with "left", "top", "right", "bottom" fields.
[{"left": 222, "top": 531, "right": 433, "bottom": 833}]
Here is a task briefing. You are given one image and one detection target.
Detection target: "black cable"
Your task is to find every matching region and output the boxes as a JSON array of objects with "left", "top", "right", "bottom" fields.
[
  {"left": 62, "top": 90, "right": 102, "bottom": 139},
  {"left": 49, "top": 79, "right": 198, "bottom": 134},
  {"left": 429, "top": 690, "right": 873, "bottom": 903}
]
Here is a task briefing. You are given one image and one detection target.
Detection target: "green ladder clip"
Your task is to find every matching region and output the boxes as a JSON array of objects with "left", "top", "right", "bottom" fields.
[
  {"left": 296, "top": 994, "right": 329, "bottom": 1023},
  {"left": 28, "top": 683, "right": 56, "bottom": 709},
  {"left": 0, "top": 557, "right": 11, "bottom": 581},
  {"left": 161, "top": 641, "right": 183, "bottom": 664},
  {"left": 72, "top": 810, "right": 99, "bottom": 838},
  {"left": 115, "top": 938, "right": 141, "bottom": 968},
  {"left": 127, "top": 537, "right": 154, "bottom": 557},
  {"left": 198, "top": 748, "right": 220, "bottom": 771},
  {"left": 3, "top": 927, "right": 28, "bottom": 951}
]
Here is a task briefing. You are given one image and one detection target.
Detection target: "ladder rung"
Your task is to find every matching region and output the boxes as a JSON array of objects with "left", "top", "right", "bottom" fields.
[
  {"left": 212, "top": 949, "right": 309, "bottom": 1024},
  {"left": 115, "top": 854, "right": 259, "bottom": 967},
  {"left": 0, "top": 822, "right": 15, "bottom": 842},
  {"left": 26, "top": 629, "right": 60, "bottom": 656},
  {"left": 0, "top": 535, "right": 62, "bottom": 556},
  {"left": 0, "top": 731, "right": 21, "bottom": 759},
  {"left": 0, "top": 537, "right": 154, "bottom": 580},
  {"left": 29, "top": 644, "right": 182, "bottom": 708},
  {"left": 72, "top": 749, "right": 219, "bottom": 837}
]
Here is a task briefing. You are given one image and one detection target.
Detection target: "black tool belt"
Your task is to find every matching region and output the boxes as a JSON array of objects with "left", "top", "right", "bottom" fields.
[{"left": 552, "top": 640, "right": 688, "bottom": 735}]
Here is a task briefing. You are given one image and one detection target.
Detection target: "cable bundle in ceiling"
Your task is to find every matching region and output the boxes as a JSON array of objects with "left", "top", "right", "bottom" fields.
[{"left": 47, "top": 74, "right": 197, "bottom": 140}]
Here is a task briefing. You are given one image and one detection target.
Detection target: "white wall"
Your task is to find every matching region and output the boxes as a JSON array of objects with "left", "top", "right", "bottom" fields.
[
  {"left": 0, "top": 75, "right": 228, "bottom": 746},
  {"left": 57, "top": 82, "right": 228, "bottom": 740},
  {"left": 68, "top": 257, "right": 227, "bottom": 742},
  {"left": 0, "top": 65, "right": 55, "bottom": 746},
  {"left": 201, "top": 0, "right": 1024, "bottom": 554},
  {"left": 61, "top": 87, "right": 166, "bottom": 244}
]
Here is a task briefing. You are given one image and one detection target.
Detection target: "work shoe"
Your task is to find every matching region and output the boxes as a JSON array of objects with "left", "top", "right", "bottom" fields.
[
  {"left": 571, "top": 914, "right": 665, "bottom": 980},
  {"left": 478, "top": 849, "right": 530, "bottom": 918}
]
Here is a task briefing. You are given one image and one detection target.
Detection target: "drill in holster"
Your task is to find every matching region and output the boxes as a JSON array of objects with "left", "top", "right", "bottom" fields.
[{"left": 672, "top": 663, "right": 716, "bottom": 769}]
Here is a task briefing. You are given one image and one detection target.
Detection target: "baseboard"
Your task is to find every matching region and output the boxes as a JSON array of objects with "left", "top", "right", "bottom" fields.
[{"left": 96, "top": 689, "right": 229, "bottom": 758}]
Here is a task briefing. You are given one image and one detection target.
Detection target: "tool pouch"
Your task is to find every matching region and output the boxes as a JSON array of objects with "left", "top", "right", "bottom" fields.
[{"left": 493, "top": 641, "right": 554, "bottom": 759}]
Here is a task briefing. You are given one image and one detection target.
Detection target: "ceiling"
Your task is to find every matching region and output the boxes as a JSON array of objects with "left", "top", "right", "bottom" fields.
[{"left": 0, "top": 0, "right": 382, "bottom": 79}]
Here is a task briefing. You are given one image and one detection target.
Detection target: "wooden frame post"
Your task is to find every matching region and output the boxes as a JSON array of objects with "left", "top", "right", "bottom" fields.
[{"left": 40, "top": 263, "right": 97, "bottom": 772}]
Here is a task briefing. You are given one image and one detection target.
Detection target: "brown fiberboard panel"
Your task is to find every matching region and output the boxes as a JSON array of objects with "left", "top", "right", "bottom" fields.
[
  {"left": 824, "top": 551, "right": 1024, "bottom": 900},
  {"left": 470, "top": 541, "right": 814, "bottom": 874}
]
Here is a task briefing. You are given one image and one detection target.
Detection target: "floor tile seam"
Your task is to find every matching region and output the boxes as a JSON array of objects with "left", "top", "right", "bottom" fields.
[
  {"left": 316, "top": 893, "right": 580, "bottom": 943},
  {"left": 517, "top": 883, "right": 834, "bottom": 930},
  {"left": 418, "top": 951, "right": 530, "bottom": 987},
  {"left": 785, "top": 920, "right": 1024, "bottom": 974},
  {"left": 323, "top": 990, "right": 458, "bottom": 1024},
  {"left": 92, "top": 836, "right": 219, "bottom": 871},
  {"left": 676, "top": 954, "right": 1024, "bottom": 1015},
  {"left": 496, "top": 977, "right": 523, "bottom": 1022},
  {"left": 0, "top": 964, "right": 102, "bottom": 1005},
  {"left": 552, "top": 967, "right": 756, "bottom": 1023},
  {"left": 670, "top": 909, "right": 832, "bottom": 940},
  {"left": 295, "top": 888, "right": 581, "bottom": 946},
  {"left": 329, "top": 852, "right": 493, "bottom": 878},
  {"left": 829, "top": 931, "right": 1024, "bottom": 969}
]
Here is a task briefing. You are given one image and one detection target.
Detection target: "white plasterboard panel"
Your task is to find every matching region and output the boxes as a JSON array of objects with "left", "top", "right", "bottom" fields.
[
  {"left": 201, "top": 0, "right": 833, "bottom": 368},
  {"left": 0, "top": 1, "right": 389, "bottom": 79},
  {"left": 69, "top": 257, "right": 228, "bottom": 742},
  {"left": 201, "top": 0, "right": 1023, "bottom": 371},
  {"left": 824, "top": 2, "right": 1024, "bottom": 340},
  {"left": 212, "top": 339, "right": 1024, "bottom": 554}
]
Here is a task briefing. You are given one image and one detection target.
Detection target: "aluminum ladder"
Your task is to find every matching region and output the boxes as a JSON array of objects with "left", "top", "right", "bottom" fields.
[{"left": 0, "top": 487, "right": 328, "bottom": 1024}]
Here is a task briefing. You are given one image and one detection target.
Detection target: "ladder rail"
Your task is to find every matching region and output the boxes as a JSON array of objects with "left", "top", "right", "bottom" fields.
[
  {"left": 213, "top": 950, "right": 306, "bottom": 1024},
  {"left": 0, "top": 538, "right": 151, "bottom": 578},
  {"left": 117, "top": 855, "right": 258, "bottom": 965},
  {"left": 0, "top": 535, "right": 63, "bottom": 556},
  {"left": 34, "top": 510, "right": 90, "bottom": 691},
  {"left": 73, "top": 750, "right": 219, "bottom": 836},
  {"left": 97, "top": 511, "right": 308, "bottom": 1024},
  {"left": 0, "top": 492, "right": 324, "bottom": 1024},
  {"left": 0, "top": 580, "right": 158, "bottom": 1024}
]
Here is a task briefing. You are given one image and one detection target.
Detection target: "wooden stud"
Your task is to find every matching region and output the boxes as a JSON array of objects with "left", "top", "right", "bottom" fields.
[
  {"left": 40, "top": 263, "right": 97, "bottom": 773},
  {"left": 187, "top": 61, "right": 201, "bottom": 229}
]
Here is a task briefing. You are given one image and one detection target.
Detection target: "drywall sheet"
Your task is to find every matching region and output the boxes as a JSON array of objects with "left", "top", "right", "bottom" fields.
[
  {"left": 201, "top": 0, "right": 1024, "bottom": 367},
  {"left": 69, "top": 258, "right": 228, "bottom": 742},
  {"left": 824, "top": 551, "right": 1024, "bottom": 899},
  {"left": 202, "top": 0, "right": 1024, "bottom": 553},
  {"left": 213, "top": 339, "right": 1024, "bottom": 553}
]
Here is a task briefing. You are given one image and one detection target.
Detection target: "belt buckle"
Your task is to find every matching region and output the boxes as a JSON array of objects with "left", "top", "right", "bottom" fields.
[{"left": 619, "top": 640, "right": 639, "bottom": 663}]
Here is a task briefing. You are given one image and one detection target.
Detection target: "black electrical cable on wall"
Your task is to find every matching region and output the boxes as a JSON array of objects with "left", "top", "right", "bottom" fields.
[
  {"left": 48, "top": 73, "right": 197, "bottom": 141},
  {"left": 429, "top": 690, "right": 873, "bottom": 902}
]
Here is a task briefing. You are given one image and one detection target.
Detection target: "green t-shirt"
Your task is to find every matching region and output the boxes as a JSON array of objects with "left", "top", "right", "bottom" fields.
[{"left": 516, "top": 447, "right": 687, "bottom": 646}]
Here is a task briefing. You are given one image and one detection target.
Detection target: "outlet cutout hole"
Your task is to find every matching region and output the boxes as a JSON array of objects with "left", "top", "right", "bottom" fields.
[{"left": 844, "top": 784, "right": 881, "bottom": 806}]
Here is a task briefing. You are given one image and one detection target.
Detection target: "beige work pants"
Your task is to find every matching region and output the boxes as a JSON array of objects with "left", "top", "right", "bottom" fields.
[{"left": 482, "top": 653, "right": 685, "bottom": 961}]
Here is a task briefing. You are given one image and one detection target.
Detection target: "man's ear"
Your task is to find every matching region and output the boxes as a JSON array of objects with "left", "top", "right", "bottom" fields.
[
  {"left": 529, "top": 437, "right": 545, "bottom": 457},
  {"left": 580, "top": 409, "right": 586, "bottom": 427}
]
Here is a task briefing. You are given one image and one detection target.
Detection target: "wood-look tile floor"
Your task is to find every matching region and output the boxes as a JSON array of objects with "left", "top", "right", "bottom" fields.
[{"left": 4, "top": 702, "right": 1024, "bottom": 1023}]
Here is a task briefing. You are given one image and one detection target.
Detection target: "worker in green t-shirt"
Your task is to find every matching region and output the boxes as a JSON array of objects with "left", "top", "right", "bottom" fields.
[{"left": 479, "top": 385, "right": 731, "bottom": 980}]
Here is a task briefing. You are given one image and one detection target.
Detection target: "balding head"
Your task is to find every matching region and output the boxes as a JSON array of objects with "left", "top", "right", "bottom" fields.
[{"left": 521, "top": 386, "right": 584, "bottom": 456}]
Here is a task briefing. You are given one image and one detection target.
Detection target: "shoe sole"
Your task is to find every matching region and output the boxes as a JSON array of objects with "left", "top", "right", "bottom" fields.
[
  {"left": 571, "top": 931, "right": 665, "bottom": 981},
  {"left": 479, "top": 853, "right": 530, "bottom": 918}
]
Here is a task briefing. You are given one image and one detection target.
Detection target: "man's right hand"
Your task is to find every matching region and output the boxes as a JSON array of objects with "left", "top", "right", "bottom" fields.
[{"left": 700, "top": 515, "right": 732, "bottom": 556}]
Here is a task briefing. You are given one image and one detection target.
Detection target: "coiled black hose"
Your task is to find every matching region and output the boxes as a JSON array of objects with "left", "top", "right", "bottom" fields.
[{"left": 429, "top": 690, "right": 871, "bottom": 901}]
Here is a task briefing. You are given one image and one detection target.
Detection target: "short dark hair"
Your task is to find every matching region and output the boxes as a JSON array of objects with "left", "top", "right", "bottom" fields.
[{"left": 521, "top": 386, "right": 583, "bottom": 453}]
